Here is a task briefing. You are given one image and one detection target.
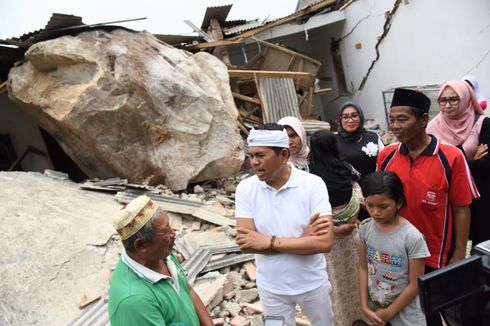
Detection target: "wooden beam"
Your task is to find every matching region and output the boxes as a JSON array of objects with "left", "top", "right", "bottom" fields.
[
  {"left": 229, "top": 70, "right": 314, "bottom": 80},
  {"left": 254, "top": 72, "right": 267, "bottom": 123},
  {"left": 339, "top": 0, "right": 355, "bottom": 11},
  {"left": 286, "top": 56, "right": 296, "bottom": 70},
  {"left": 184, "top": 38, "right": 242, "bottom": 50},
  {"left": 237, "top": 120, "right": 249, "bottom": 135},
  {"left": 232, "top": 92, "right": 261, "bottom": 106},
  {"left": 313, "top": 87, "right": 333, "bottom": 95},
  {"left": 296, "top": 58, "right": 304, "bottom": 90},
  {"left": 306, "top": 87, "right": 314, "bottom": 116},
  {"left": 239, "top": 107, "right": 260, "bottom": 120},
  {"left": 298, "top": 91, "right": 308, "bottom": 107},
  {"left": 0, "top": 80, "right": 7, "bottom": 94},
  {"left": 241, "top": 112, "right": 262, "bottom": 124},
  {"left": 253, "top": 38, "right": 322, "bottom": 66}
]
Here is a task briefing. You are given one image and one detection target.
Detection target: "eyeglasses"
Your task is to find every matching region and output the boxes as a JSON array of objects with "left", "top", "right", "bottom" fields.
[
  {"left": 437, "top": 97, "right": 460, "bottom": 106},
  {"left": 341, "top": 113, "right": 360, "bottom": 121}
]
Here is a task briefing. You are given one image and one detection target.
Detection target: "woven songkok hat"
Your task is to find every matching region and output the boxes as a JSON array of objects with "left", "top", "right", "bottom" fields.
[{"left": 113, "top": 195, "right": 159, "bottom": 240}]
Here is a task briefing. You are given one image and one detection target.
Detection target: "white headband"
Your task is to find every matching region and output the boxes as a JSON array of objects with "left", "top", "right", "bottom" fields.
[{"left": 247, "top": 128, "right": 289, "bottom": 148}]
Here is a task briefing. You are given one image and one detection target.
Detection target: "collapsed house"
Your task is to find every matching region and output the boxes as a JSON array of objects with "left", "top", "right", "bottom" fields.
[
  {"left": 1, "top": 0, "right": 488, "bottom": 324},
  {"left": 0, "top": 1, "right": 347, "bottom": 188}
]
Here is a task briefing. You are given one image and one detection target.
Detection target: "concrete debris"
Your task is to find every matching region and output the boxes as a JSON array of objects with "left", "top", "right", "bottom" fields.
[
  {"left": 44, "top": 169, "right": 69, "bottom": 181},
  {"left": 224, "top": 301, "right": 242, "bottom": 316},
  {"left": 194, "top": 272, "right": 227, "bottom": 310},
  {"left": 235, "top": 289, "right": 259, "bottom": 303},
  {"left": 243, "top": 262, "right": 257, "bottom": 281},
  {"left": 241, "top": 302, "right": 263, "bottom": 315},
  {"left": 230, "top": 315, "right": 250, "bottom": 326},
  {"left": 249, "top": 315, "right": 264, "bottom": 326},
  {"left": 194, "top": 184, "right": 205, "bottom": 194},
  {"left": 222, "top": 277, "right": 235, "bottom": 299}
]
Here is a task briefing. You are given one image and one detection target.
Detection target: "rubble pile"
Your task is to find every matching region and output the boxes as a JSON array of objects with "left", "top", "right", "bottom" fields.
[{"left": 76, "top": 173, "right": 314, "bottom": 325}]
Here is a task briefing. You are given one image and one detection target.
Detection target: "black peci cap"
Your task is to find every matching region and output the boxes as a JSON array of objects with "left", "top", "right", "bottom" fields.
[{"left": 391, "top": 88, "right": 431, "bottom": 113}]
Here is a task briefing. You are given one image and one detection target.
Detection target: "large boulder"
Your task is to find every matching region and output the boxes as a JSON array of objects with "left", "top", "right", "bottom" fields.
[{"left": 8, "top": 29, "right": 244, "bottom": 190}]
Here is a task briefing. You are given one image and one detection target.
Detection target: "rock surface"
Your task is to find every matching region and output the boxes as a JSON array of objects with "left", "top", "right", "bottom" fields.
[
  {"left": 8, "top": 29, "right": 244, "bottom": 190},
  {"left": 0, "top": 171, "right": 121, "bottom": 325}
]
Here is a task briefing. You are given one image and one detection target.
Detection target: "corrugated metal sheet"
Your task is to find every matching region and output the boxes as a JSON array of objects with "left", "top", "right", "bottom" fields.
[
  {"left": 221, "top": 19, "right": 248, "bottom": 28},
  {"left": 302, "top": 120, "right": 331, "bottom": 134},
  {"left": 258, "top": 77, "right": 301, "bottom": 123},
  {"left": 223, "top": 19, "right": 263, "bottom": 36},
  {"left": 0, "top": 14, "right": 139, "bottom": 49},
  {"left": 200, "top": 4, "right": 233, "bottom": 30},
  {"left": 1, "top": 14, "right": 84, "bottom": 47},
  {"left": 154, "top": 34, "right": 203, "bottom": 47},
  {"left": 296, "top": 0, "right": 326, "bottom": 11}
]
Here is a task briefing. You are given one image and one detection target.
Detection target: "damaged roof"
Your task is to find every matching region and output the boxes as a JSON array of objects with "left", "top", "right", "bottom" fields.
[
  {"left": 1, "top": 13, "right": 85, "bottom": 48},
  {"left": 220, "top": 0, "right": 338, "bottom": 37},
  {"left": 200, "top": 4, "right": 233, "bottom": 30}
]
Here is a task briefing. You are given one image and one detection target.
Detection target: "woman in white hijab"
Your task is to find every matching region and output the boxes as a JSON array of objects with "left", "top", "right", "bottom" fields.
[
  {"left": 463, "top": 75, "right": 487, "bottom": 110},
  {"left": 277, "top": 116, "right": 310, "bottom": 172}
]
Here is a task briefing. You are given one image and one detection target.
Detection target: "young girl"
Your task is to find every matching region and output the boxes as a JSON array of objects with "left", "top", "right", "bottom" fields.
[{"left": 359, "top": 172, "right": 429, "bottom": 326}]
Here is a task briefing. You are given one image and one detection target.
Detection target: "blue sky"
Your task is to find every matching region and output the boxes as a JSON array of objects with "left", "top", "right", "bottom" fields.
[{"left": 0, "top": 0, "right": 298, "bottom": 39}]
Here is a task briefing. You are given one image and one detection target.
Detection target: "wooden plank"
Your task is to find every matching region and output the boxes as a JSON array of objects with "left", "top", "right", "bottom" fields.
[
  {"left": 286, "top": 56, "right": 296, "bottom": 70},
  {"left": 240, "top": 107, "right": 260, "bottom": 120},
  {"left": 242, "top": 112, "right": 263, "bottom": 124},
  {"left": 306, "top": 86, "right": 314, "bottom": 116},
  {"left": 229, "top": 70, "right": 314, "bottom": 79},
  {"left": 298, "top": 91, "right": 308, "bottom": 107},
  {"left": 232, "top": 92, "right": 261, "bottom": 105},
  {"left": 296, "top": 58, "right": 304, "bottom": 90},
  {"left": 313, "top": 87, "right": 333, "bottom": 95},
  {"left": 184, "top": 38, "right": 242, "bottom": 50},
  {"left": 339, "top": 0, "right": 354, "bottom": 11},
  {"left": 237, "top": 122, "right": 249, "bottom": 135},
  {"left": 254, "top": 38, "right": 322, "bottom": 66},
  {"left": 254, "top": 72, "right": 267, "bottom": 123},
  {"left": 0, "top": 80, "right": 7, "bottom": 94}
]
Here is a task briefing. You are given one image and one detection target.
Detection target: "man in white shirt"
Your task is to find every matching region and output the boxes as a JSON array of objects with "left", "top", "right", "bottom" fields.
[{"left": 235, "top": 123, "right": 334, "bottom": 326}]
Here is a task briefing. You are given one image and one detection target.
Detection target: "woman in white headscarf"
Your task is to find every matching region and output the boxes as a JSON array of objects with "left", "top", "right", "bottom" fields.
[
  {"left": 278, "top": 116, "right": 310, "bottom": 172},
  {"left": 463, "top": 75, "right": 487, "bottom": 110}
]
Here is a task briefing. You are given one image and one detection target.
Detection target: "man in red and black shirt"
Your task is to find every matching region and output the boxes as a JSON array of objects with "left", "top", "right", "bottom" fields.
[
  {"left": 377, "top": 88, "right": 478, "bottom": 269},
  {"left": 377, "top": 89, "right": 479, "bottom": 325}
]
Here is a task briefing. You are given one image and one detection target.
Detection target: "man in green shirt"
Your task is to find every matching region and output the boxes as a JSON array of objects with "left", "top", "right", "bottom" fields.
[{"left": 109, "top": 195, "right": 213, "bottom": 326}]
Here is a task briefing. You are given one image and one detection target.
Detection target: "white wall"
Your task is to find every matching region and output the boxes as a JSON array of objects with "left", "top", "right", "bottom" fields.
[
  {"left": 329, "top": 0, "right": 490, "bottom": 128},
  {"left": 0, "top": 94, "right": 53, "bottom": 172}
]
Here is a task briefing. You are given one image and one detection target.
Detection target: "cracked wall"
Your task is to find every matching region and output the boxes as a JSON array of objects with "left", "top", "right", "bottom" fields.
[{"left": 320, "top": 0, "right": 490, "bottom": 128}]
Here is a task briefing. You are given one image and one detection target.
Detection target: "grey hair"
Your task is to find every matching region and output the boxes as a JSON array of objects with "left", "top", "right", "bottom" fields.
[{"left": 122, "top": 208, "right": 163, "bottom": 252}]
